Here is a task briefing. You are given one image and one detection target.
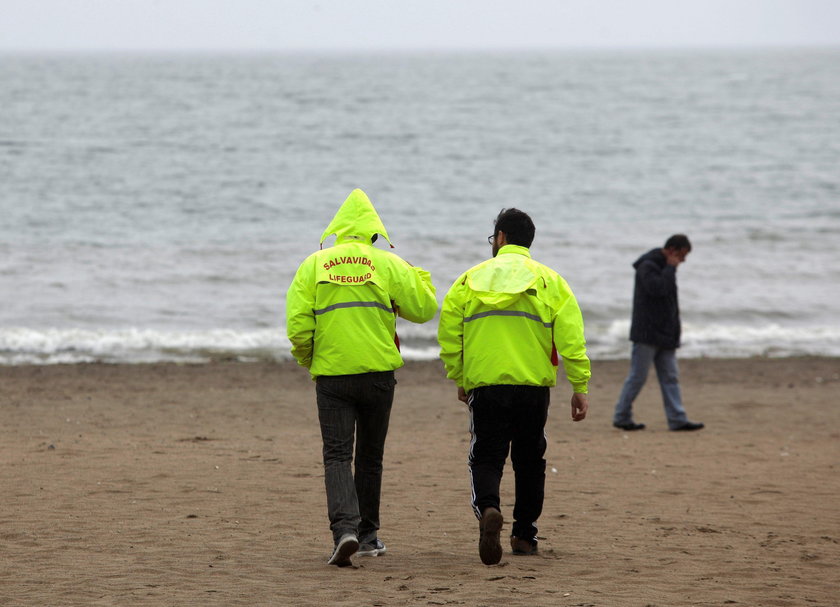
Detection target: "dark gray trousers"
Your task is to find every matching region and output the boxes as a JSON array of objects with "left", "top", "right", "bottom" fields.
[{"left": 315, "top": 371, "right": 395, "bottom": 545}]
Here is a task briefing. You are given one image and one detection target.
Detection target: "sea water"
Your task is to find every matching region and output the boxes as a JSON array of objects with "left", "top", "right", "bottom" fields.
[{"left": 1, "top": 49, "right": 839, "bottom": 364}]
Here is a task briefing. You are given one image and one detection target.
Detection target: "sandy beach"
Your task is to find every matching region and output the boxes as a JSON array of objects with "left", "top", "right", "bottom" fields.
[{"left": 1, "top": 357, "right": 838, "bottom": 606}]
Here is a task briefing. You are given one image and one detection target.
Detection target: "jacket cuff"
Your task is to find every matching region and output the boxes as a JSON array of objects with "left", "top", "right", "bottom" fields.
[{"left": 571, "top": 382, "right": 588, "bottom": 394}]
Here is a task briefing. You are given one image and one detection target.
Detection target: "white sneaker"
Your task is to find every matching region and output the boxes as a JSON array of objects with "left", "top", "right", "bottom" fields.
[
  {"left": 327, "top": 534, "right": 359, "bottom": 566},
  {"left": 357, "top": 539, "right": 387, "bottom": 557}
]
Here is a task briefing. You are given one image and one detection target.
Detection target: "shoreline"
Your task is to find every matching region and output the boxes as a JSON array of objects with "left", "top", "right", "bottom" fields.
[{"left": 1, "top": 352, "right": 839, "bottom": 366}]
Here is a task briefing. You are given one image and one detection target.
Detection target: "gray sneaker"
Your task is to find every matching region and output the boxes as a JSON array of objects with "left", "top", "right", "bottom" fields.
[
  {"left": 327, "top": 534, "right": 359, "bottom": 567},
  {"left": 357, "top": 539, "right": 387, "bottom": 557}
]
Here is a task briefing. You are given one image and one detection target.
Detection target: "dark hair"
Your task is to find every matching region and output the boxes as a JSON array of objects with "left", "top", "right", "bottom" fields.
[
  {"left": 664, "top": 234, "right": 691, "bottom": 251},
  {"left": 494, "top": 208, "right": 535, "bottom": 247}
]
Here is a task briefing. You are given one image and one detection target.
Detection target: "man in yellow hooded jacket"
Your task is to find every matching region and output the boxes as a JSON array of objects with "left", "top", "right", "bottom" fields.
[
  {"left": 286, "top": 189, "right": 437, "bottom": 567},
  {"left": 438, "top": 208, "right": 590, "bottom": 565}
]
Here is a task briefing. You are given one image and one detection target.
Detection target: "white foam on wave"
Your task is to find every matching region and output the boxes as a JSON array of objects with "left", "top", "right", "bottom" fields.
[
  {"left": 0, "top": 327, "right": 289, "bottom": 365},
  {"left": 1, "top": 321, "right": 839, "bottom": 365},
  {"left": 586, "top": 320, "right": 840, "bottom": 359},
  {"left": 680, "top": 322, "right": 840, "bottom": 358}
]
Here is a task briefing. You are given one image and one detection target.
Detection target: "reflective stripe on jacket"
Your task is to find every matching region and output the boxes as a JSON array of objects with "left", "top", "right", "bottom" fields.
[
  {"left": 437, "top": 245, "right": 590, "bottom": 393},
  {"left": 286, "top": 190, "right": 437, "bottom": 378}
]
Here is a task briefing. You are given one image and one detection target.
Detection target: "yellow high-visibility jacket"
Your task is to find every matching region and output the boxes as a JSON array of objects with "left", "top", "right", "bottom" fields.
[
  {"left": 286, "top": 189, "right": 437, "bottom": 378},
  {"left": 438, "top": 245, "right": 590, "bottom": 393}
]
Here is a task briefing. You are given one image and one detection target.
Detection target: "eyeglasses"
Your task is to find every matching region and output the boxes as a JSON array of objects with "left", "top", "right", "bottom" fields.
[{"left": 487, "top": 234, "right": 495, "bottom": 244}]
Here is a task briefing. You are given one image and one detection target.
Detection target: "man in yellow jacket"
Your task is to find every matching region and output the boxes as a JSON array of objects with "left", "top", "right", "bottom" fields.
[
  {"left": 287, "top": 189, "right": 437, "bottom": 567},
  {"left": 438, "top": 208, "right": 590, "bottom": 565}
]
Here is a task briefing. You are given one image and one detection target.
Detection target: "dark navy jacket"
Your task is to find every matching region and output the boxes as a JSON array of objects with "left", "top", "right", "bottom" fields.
[{"left": 629, "top": 248, "right": 681, "bottom": 349}]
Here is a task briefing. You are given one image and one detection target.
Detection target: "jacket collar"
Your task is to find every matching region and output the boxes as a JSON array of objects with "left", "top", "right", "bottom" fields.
[{"left": 497, "top": 244, "right": 531, "bottom": 258}]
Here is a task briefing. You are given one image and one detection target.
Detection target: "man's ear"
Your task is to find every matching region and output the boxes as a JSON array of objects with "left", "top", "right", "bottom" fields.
[{"left": 497, "top": 231, "right": 507, "bottom": 246}]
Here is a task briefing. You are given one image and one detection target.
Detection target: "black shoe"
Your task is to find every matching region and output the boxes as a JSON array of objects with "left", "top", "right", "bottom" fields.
[
  {"left": 671, "top": 421, "right": 704, "bottom": 431},
  {"left": 613, "top": 421, "right": 646, "bottom": 431}
]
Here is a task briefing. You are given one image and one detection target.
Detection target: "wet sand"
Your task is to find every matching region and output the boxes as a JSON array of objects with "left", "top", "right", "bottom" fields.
[{"left": 1, "top": 357, "right": 839, "bottom": 606}]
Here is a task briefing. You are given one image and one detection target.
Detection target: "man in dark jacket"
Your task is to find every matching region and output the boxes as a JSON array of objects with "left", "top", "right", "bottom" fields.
[{"left": 612, "top": 234, "right": 704, "bottom": 431}]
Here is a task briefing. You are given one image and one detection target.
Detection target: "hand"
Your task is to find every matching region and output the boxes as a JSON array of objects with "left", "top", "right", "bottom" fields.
[
  {"left": 457, "top": 386, "right": 469, "bottom": 403},
  {"left": 570, "top": 393, "right": 588, "bottom": 421}
]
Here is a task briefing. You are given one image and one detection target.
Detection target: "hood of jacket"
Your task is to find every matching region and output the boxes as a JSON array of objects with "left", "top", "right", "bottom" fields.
[
  {"left": 466, "top": 245, "right": 542, "bottom": 308},
  {"left": 633, "top": 248, "right": 665, "bottom": 270},
  {"left": 320, "top": 189, "right": 393, "bottom": 248}
]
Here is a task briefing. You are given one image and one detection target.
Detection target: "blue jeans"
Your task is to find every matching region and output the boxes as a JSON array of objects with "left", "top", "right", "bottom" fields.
[
  {"left": 613, "top": 343, "right": 689, "bottom": 429},
  {"left": 316, "top": 371, "right": 395, "bottom": 545}
]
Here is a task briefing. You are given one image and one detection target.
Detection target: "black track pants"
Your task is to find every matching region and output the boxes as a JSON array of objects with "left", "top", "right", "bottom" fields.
[{"left": 467, "top": 384, "right": 549, "bottom": 542}]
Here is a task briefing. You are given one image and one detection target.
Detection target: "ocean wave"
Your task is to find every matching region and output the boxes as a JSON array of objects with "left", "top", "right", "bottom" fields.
[
  {"left": 587, "top": 321, "right": 840, "bottom": 359},
  {"left": 2, "top": 322, "right": 839, "bottom": 365},
  {"left": 0, "top": 327, "right": 289, "bottom": 365}
]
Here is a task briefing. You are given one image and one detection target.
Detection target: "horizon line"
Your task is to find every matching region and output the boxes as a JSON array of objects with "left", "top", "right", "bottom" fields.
[{"left": 2, "top": 42, "right": 839, "bottom": 55}]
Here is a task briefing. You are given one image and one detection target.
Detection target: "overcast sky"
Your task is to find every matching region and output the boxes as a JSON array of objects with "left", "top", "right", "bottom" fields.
[{"left": 2, "top": 0, "right": 839, "bottom": 52}]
